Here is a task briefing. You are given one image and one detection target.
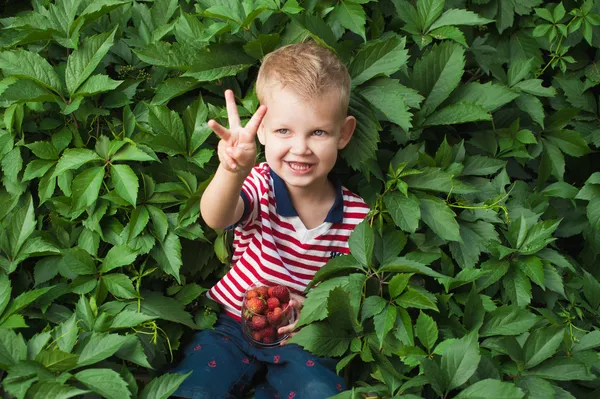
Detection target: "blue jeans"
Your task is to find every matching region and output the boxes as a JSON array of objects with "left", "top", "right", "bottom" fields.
[{"left": 170, "top": 313, "right": 346, "bottom": 399}]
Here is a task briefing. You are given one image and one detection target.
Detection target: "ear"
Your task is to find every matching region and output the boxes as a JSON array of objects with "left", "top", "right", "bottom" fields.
[
  {"left": 257, "top": 122, "right": 266, "bottom": 145},
  {"left": 337, "top": 116, "right": 356, "bottom": 150}
]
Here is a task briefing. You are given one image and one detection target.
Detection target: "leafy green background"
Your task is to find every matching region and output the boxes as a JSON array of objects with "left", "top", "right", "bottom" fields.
[{"left": 1, "top": 0, "right": 600, "bottom": 398}]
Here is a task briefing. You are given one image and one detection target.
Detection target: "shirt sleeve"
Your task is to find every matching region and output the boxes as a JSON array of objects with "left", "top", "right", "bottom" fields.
[{"left": 228, "top": 164, "right": 266, "bottom": 229}]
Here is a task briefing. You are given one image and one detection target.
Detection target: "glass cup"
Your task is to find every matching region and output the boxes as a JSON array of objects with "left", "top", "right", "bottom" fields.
[{"left": 241, "top": 281, "right": 296, "bottom": 347}]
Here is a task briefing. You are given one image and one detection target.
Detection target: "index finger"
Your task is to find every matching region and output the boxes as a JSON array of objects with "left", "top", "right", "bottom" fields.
[
  {"left": 243, "top": 104, "right": 268, "bottom": 136},
  {"left": 225, "top": 90, "right": 241, "bottom": 130}
]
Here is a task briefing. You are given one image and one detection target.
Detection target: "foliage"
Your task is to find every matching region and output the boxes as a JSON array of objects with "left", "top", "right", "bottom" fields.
[{"left": 0, "top": 0, "right": 600, "bottom": 398}]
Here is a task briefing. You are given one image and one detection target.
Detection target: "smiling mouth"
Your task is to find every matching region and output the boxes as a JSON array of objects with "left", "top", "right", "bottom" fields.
[{"left": 285, "top": 161, "right": 313, "bottom": 171}]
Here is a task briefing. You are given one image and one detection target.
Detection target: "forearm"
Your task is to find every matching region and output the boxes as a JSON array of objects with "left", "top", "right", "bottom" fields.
[{"left": 200, "top": 165, "right": 248, "bottom": 230}]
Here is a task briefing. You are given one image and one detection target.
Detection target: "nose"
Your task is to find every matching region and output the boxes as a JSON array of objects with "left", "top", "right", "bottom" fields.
[{"left": 289, "top": 135, "right": 311, "bottom": 155}]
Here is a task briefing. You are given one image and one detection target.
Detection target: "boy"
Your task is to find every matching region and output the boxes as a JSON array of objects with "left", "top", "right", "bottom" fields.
[{"left": 172, "top": 41, "right": 370, "bottom": 399}]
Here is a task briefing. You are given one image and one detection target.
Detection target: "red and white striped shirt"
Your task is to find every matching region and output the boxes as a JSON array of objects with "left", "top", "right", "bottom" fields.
[{"left": 206, "top": 163, "right": 370, "bottom": 320}]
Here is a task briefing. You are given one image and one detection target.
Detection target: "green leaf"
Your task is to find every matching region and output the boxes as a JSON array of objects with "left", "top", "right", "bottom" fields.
[
  {"left": 507, "top": 58, "right": 535, "bottom": 86},
  {"left": 0, "top": 272, "right": 11, "bottom": 317},
  {"left": 103, "top": 274, "right": 138, "bottom": 299},
  {"left": 0, "top": 286, "right": 53, "bottom": 324},
  {"left": 389, "top": 273, "right": 412, "bottom": 299},
  {"left": 330, "top": 1, "right": 366, "bottom": 41},
  {"left": 516, "top": 94, "right": 545, "bottom": 128},
  {"left": 306, "top": 255, "right": 363, "bottom": 291},
  {"left": 243, "top": 33, "right": 280, "bottom": 60},
  {"left": 450, "top": 82, "right": 519, "bottom": 112},
  {"left": 384, "top": 192, "right": 421, "bottom": 233},
  {"left": 175, "top": 283, "right": 207, "bottom": 305},
  {"left": 75, "top": 368, "right": 131, "bottom": 399},
  {"left": 582, "top": 270, "right": 600, "bottom": 309},
  {"left": 502, "top": 267, "right": 532, "bottom": 307},
  {"left": 23, "top": 159, "right": 55, "bottom": 181},
  {"left": 441, "top": 331, "right": 481, "bottom": 391},
  {"left": 396, "top": 288, "right": 438, "bottom": 311},
  {"left": 360, "top": 81, "right": 413, "bottom": 131},
  {"left": 150, "top": 233, "right": 182, "bottom": 283},
  {"left": 412, "top": 41, "right": 465, "bottom": 117},
  {"left": 27, "top": 382, "right": 89, "bottom": 399},
  {"left": 139, "top": 372, "right": 192, "bottom": 399},
  {"left": 348, "top": 219, "right": 374, "bottom": 268},
  {"left": 35, "top": 349, "right": 79, "bottom": 372},
  {"left": 110, "top": 310, "right": 157, "bottom": 329},
  {"left": 542, "top": 182, "right": 578, "bottom": 199},
  {"left": 419, "top": 194, "right": 461, "bottom": 242},
  {"left": 380, "top": 257, "right": 446, "bottom": 278},
  {"left": 300, "top": 274, "right": 365, "bottom": 327},
  {"left": 523, "top": 326, "right": 565, "bottom": 369},
  {"left": 573, "top": 330, "right": 600, "bottom": 352},
  {"left": 424, "top": 102, "right": 491, "bottom": 126},
  {"left": 545, "top": 130, "right": 591, "bottom": 157},
  {"left": 53, "top": 148, "right": 102, "bottom": 176},
  {"left": 349, "top": 35, "right": 408, "bottom": 86},
  {"left": 373, "top": 304, "right": 397, "bottom": 348},
  {"left": 146, "top": 104, "right": 187, "bottom": 156},
  {"left": 462, "top": 155, "right": 506, "bottom": 176},
  {"left": 0, "top": 328, "right": 26, "bottom": 368},
  {"left": 516, "top": 256, "right": 545, "bottom": 289},
  {"left": 464, "top": 287, "right": 485, "bottom": 331},
  {"left": 71, "top": 166, "right": 105, "bottom": 210},
  {"left": 481, "top": 306, "right": 540, "bottom": 337},
  {"left": 59, "top": 248, "right": 96, "bottom": 277},
  {"left": 135, "top": 291, "right": 196, "bottom": 328},
  {"left": 455, "top": 379, "right": 525, "bottom": 399},
  {"left": 77, "top": 332, "right": 128, "bottom": 367},
  {"left": 288, "top": 321, "right": 353, "bottom": 357},
  {"left": 6, "top": 195, "right": 35, "bottom": 258},
  {"left": 26, "top": 141, "right": 59, "bottom": 160},
  {"left": 0, "top": 49, "right": 64, "bottom": 94},
  {"left": 151, "top": 77, "right": 200, "bottom": 105},
  {"left": 430, "top": 9, "right": 493, "bottom": 30},
  {"left": 417, "top": 0, "right": 445, "bottom": 30},
  {"left": 182, "top": 45, "right": 254, "bottom": 82},
  {"left": 110, "top": 164, "right": 138, "bottom": 207},
  {"left": 360, "top": 296, "right": 387, "bottom": 322},
  {"left": 416, "top": 311, "right": 438, "bottom": 352},
  {"left": 112, "top": 145, "right": 156, "bottom": 162},
  {"left": 343, "top": 94, "right": 381, "bottom": 171},
  {"left": 328, "top": 286, "right": 358, "bottom": 334},
  {"left": 75, "top": 74, "right": 122, "bottom": 96},
  {"left": 523, "top": 357, "right": 595, "bottom": 381},
  {"left": 513, "top": 79, "right": 556, "bottom": 97}
]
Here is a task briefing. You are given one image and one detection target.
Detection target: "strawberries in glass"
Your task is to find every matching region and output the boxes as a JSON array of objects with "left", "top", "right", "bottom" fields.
[{"left": 241, "top": 282, "right": 295, "bottom": 347}]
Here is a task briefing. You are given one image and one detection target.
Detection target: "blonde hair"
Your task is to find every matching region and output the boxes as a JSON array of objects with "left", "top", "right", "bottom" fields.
[{"left": 256, "top": 41, "right": 351, "bottom": 115}]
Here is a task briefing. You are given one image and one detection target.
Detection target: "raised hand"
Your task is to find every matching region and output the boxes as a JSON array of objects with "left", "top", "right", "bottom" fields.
[{"left": 208, "top": 89, "right": 267, "bottom": 174}]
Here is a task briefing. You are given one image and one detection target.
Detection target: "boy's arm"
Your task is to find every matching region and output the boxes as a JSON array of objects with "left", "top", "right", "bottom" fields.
[
  {"left": 200, "top": 90, "right": 267, "bottom": 230},
  {"left": 200, "top": 166, "right": 246, "bottom": 230}
]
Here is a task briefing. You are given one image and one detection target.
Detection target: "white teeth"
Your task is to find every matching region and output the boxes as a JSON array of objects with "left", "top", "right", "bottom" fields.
[{"left": 288, "top": 162, "right": 311, "bottom": 170}]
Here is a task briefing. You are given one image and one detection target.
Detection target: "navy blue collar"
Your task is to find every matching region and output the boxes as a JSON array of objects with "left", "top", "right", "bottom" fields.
[{"left": 269, "top": 168, "right": 344, "bottom": 224}]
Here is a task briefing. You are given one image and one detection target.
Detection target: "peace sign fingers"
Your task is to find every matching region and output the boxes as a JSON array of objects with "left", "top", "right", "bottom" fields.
[{"left": 225, "top": 89, "right": 241, "bottom": 131}]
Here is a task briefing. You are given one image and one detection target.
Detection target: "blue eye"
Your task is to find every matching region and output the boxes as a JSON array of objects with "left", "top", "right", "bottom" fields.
[
  {"left": 313, "top": 130, "right": 327, "bottom": 136},
  {"left": 276, "top": 129, "right": 289, "bottom": 135}
]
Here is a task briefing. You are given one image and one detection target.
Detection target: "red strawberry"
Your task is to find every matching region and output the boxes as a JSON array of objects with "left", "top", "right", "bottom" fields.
[
  {"left": 252, "top": 331, "right": 262, "bottom": 341},
  {"left": 246, "top": 297, "right": 266, "bottom": 315},
  {"left": 267, "top": 307, "right": 283, "bottom": 326},
  {"left": 256, "top": 286, "right": 269, "bottom": 299},
  {"left": 270, "top": 285, "right": 289, "bottom": 303},
  {"left": 267, "top": 286, "right": 275, "bottom": 297},
  {"left": 246, "top": 289, "right": 258, "bottom": 299},
  {"left": 267, "top": 297, "right": 280, "bottom": 310},
  {"left": 260, "top": 326, "right": 276, "bottom": 340},
  {"left": 252, "top": 315, "right": 267, "bottom": 330},
  {"left": 262, "top": 336, "right": 275, "bottom": 344}
]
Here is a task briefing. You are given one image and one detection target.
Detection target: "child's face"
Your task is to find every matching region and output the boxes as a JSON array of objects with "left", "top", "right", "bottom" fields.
[{"left": 257, "top": 84, "right": 355, "bottom": 192}]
